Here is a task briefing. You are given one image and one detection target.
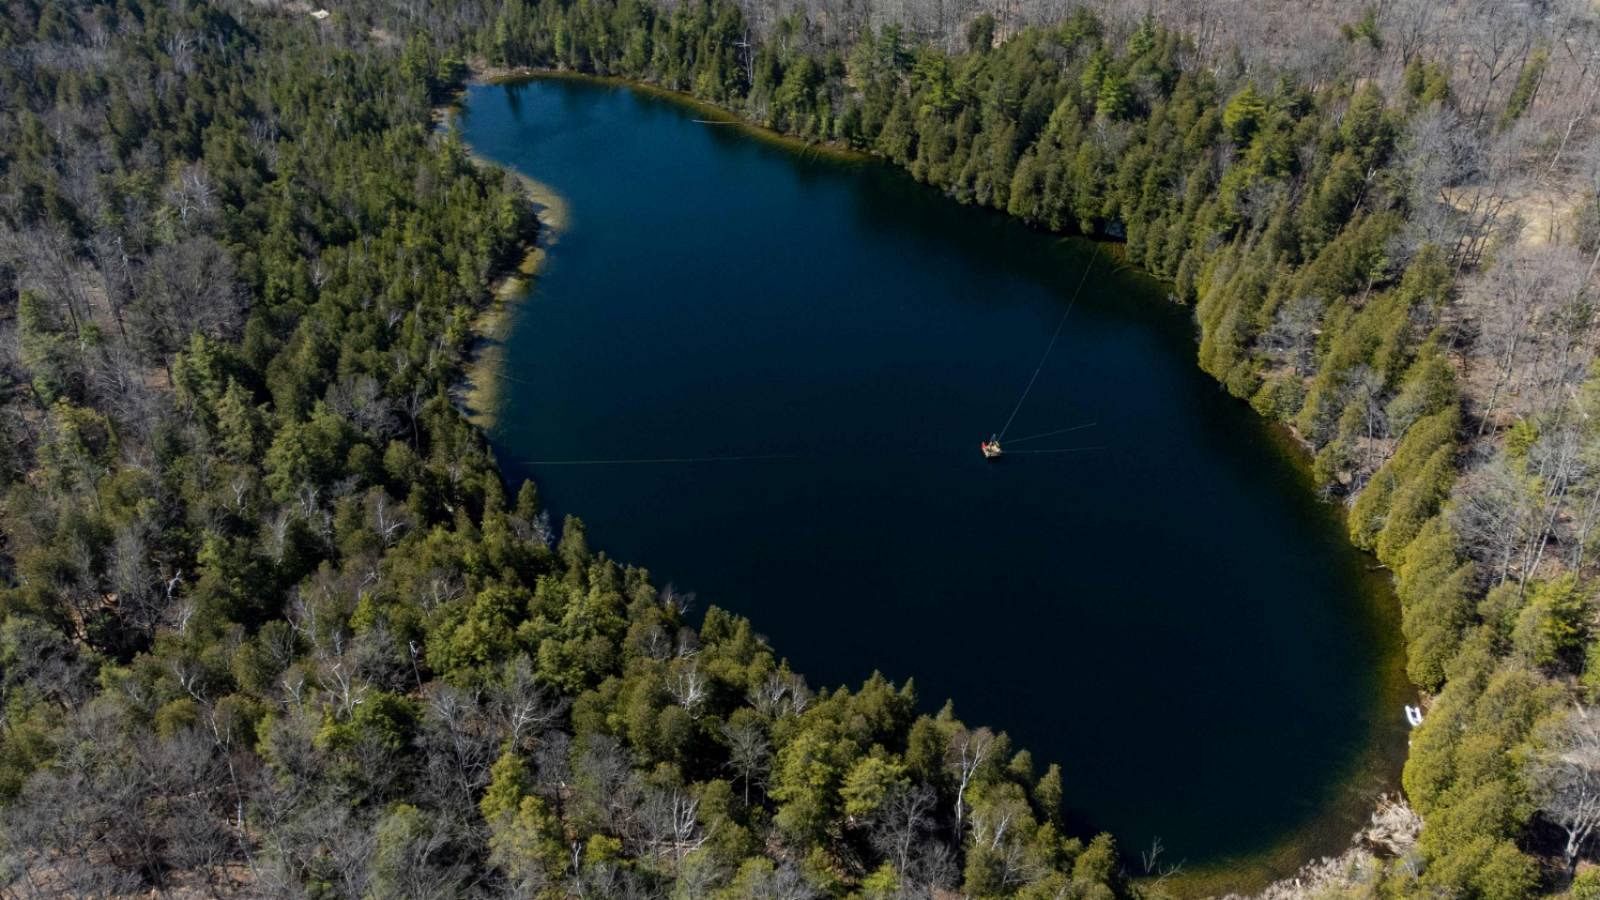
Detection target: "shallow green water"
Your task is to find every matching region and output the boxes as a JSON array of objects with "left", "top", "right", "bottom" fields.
[{"left": 459, "top": 76, "right": 1411, "bottom": 885}]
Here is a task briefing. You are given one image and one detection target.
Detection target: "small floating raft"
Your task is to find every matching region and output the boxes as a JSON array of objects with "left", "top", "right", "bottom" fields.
[
  {"left": 981, "top": 436, "right": 1003, "bottom": 459},
  {"left": 1404, "top": 705, "right": 1424, "bottom": 728}
]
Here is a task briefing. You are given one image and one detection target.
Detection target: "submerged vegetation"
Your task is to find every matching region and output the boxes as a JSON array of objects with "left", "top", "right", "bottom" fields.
[{"left": 4, "top": 0, "right": 1600, "bottom": 896}]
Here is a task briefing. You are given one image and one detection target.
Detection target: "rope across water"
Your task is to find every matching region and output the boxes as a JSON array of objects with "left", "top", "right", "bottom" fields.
[
  {"left": 519, "top": 443, "right": 1102, "bottom": 466},
  {"left": 995, "top": 244, "right": 1100, "bottom": 439},
  {"left": 520, "top": 452, "right": 803, "bottom": 466},
  {"left": 1000, "top": 422, "right": 1097, "bottom": 445},
  {"left": 491, "top": 245, "right": 1104, "bottom": 466}
]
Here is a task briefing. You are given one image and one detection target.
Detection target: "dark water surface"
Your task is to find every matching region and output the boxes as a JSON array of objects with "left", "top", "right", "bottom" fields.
[{"left": 458, "top": 77, "right": 1410, "bottom": 886}]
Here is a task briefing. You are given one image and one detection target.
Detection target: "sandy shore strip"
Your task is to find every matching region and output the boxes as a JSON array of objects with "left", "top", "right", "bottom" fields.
[{"left": 456, "top": 162, "right": 570, "bottom": 430}]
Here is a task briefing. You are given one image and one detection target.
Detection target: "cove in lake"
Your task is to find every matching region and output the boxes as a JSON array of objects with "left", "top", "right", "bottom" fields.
[{"left": 457, "top": 76, "right": 1412, "bottom": 889}]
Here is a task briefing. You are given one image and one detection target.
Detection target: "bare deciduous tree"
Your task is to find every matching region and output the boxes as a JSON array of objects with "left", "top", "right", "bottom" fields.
[
  {"left": 748, "top": 669, "right": 811, "bottom": 718},
  {"left": 869, "top": 782, "right": 938, "bottom": 874},
  {"left": 1534, "top": 704, "right": 1600, "bottom": 873},
  {"left": 493, "top": 655, "right": 568, "bottom": 751},
  {"left": 721, "top": 718, "right": 772, "bottom": 804},
  {"left": 946, "top": 726, "right": 994, "bottom": 831},
  {"left": 131, "top": 236, "right": 246, "bottom": 367},
  {"left": 1262, "top": 293, "right": 1323, "bottom": 375},
  {"left": 639, "top": 786, "right": 707, "bottom": 867}
]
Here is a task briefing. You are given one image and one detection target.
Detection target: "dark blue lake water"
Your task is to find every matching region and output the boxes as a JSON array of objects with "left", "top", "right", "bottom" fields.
[{"left": 458, "top": 76, "right": 1410, "bottom": 884}]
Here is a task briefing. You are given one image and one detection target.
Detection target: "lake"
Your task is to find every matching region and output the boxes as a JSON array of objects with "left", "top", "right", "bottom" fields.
[{"left": 457, "top": 76, "right": 1411, "bottom": 887}]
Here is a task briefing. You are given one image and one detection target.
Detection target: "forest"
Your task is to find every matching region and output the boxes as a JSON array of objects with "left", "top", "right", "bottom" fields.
[
  {"left": 0, "top": 0, "right": 1125, "bottom": 897},
  {"left": 4, "top": 0, "right": 1600, "bottom": 896},
  {"left": 465, "top": 0, "right": 1600, "bottom": 893}
]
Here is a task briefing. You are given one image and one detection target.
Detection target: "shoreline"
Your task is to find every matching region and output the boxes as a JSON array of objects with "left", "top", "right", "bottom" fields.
[
  {"left": 438, "top": 94, "right": 571, "bottom": 431},
  {"left": 474, "top": 65, "right": 871, "bottom": 164},
  {"left": 447, "top": 72, "right": 1417, "bottom": 899},
  {"left": 1149, "top": 418, "right": 1413, "bottom": 897}
]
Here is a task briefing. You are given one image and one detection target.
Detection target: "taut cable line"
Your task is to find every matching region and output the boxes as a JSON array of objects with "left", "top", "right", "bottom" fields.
[
  {"left": 521, "top": 452, "right": 803, "bottom": 466},
  {"left": 1002, "top": 445, "right": 1105, "bottom": 456},
  {"left": 518, "top": 444, "right": 1105, "bottom": 466},
  {"left": 995, "top": 244, "right": 1100, "bottom": 440},
  {"left": 491, "top": 247, "right": 1108, "bottom": 466},
  {"left": 1001, "top": 422, "right": 1096, "bottom": 445}
]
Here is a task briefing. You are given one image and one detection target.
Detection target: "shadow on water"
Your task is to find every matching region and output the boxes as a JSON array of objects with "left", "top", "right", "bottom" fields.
[{"left": 456, "top": 75, "right": 1414, "bottom": 895}]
